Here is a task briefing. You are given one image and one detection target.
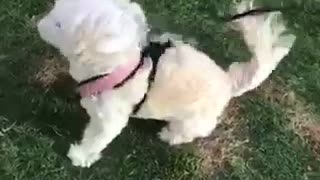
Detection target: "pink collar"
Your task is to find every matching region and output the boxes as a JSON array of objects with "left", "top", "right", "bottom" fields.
[{"left": 79, "top": 58, "right": 147, "bottom": 98}]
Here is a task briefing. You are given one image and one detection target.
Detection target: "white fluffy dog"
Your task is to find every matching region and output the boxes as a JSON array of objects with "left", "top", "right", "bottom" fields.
[{"left": 37, "top": 0, "right": 295, "bottom": 167}]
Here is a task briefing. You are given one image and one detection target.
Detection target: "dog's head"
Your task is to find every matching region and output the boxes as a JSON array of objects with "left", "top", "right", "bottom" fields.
[{"left": 37, "top": 0, "right": 144, "bottom": 58}]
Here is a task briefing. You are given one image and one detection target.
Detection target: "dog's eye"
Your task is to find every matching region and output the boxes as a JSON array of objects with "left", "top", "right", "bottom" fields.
[{"left": 55, "top": 22, "right": 62, "bottom": 28}]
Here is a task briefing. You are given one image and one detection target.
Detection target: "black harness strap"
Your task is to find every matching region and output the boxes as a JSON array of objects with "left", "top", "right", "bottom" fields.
[{"left": 132, "top": 40, "right": 173, "bottom": 114}]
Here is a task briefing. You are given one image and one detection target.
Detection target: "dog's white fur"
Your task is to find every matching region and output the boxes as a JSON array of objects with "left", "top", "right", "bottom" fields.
[{"left": 38, "top": 0, "right": 295, "bottom": 167}]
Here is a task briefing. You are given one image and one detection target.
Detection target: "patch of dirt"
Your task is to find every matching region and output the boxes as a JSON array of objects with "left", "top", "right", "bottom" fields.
[
  {"left": 31, "top": 57, "right": 76, "bottom": 96},
  {"left": 197, "top": 78, "right": 320, "bottom": 176},
  {"left": 196, "top": 99, "right": 249, "bottom": 176},
  {"left": 32, "top": 57, "right": 68, "bottom": 88},
  {"left": 258, "top": 78, "right": 320, "bottom": 155}
]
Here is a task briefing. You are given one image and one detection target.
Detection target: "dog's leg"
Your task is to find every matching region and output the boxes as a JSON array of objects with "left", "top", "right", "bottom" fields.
[
  {"left": 67, "top": 107, "right": 129, "bottom": 167},
  {"left": 159, "top": 118, "right": 218, "bottom": 145}
]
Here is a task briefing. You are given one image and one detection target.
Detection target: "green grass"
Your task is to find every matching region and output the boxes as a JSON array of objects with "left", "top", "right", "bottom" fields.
[{"left": 1, "top": 0, "right": 320, "bottom": 179}]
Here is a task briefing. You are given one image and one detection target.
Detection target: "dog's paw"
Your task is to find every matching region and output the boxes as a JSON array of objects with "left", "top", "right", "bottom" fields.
[
  {"left": 158, "top": 127, "right": 193, "bottom": 145},
  {"left": 67, "top": 144, "right": 101, "bottom": 168}
]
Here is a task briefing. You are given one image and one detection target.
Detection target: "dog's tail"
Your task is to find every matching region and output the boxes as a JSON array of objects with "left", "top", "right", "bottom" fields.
[{"left": 227, "top": 1, "right": 296, "bottom": 97}]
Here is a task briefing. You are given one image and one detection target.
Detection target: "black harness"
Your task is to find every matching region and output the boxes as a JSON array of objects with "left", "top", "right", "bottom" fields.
[
  {"left": 132, "top": 40, "right": 173, "bottom": 114},
  {"left": 77, "top": 40, "right": 173, "bottom": 114}
]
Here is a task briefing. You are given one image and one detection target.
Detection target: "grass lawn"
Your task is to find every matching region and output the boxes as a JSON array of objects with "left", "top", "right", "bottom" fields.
[{"left": 1, "top": 0, "right": 320, "bottom": 179}]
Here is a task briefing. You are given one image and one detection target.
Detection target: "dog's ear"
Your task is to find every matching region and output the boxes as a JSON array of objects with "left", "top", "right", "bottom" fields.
[{"left": 95, "top": 15, "right": 139, "bottom": 54}]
